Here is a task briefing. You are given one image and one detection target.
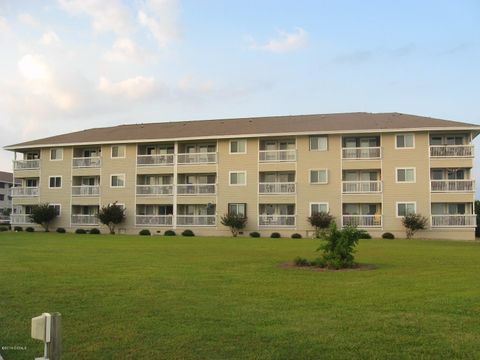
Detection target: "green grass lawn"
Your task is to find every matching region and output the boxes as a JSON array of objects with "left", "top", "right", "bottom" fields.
[{"left": 1, "top": 232, "right": 480, "bottom": 360}]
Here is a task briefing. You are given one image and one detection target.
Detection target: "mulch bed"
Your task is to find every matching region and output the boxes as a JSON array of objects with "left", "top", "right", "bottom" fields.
[{"left": 280, "top": 262, "right": 377, "bottom": 272}]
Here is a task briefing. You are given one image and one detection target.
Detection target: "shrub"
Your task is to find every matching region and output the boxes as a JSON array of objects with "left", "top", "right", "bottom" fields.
[
  {"left": 164, "top": 230, "right": 176, "bottom": 236},
  {"left": 308, "top": 212, "right": 335, "bottom": 237},
  {"left": 13, "top": 226, "right": 23, "bottom": 232},
  {"left": 220, "top": 213, "right": 247, "bottom": 237},
  {"left": 270, "top": 232, "right": 281, "bottom": 238},
  {"left": 89, "top": 228, "right": 101, "bottom": 234},
  {"left": 75, "top": 229, "right": 87, "bottom": 234},
  {"left": 29, "top": 203, "right": 58, "bottom": 232},
  {"left": 402, "top": 213, "right": 428, "bottom": 239},
  {"left": 310, "top": 258, "right": 326, "bottom": 268},
  {"left": 97, "top": 202, "right": 126, "bottom": 234},
  {"left": 56, "top": 227, "right": 66, "bottom": 233},
  {"left": 250, "top": 231, "right": 260, "bottom": 238},
  {"left": 182, "top": 229, "right": 195, "bottom": 237},
  {"left": 291, "top": 233, "right": 302, "bottom": 239},
  {"left": 294, "top": 256, "right": 309, "bottom": 266},
  {"left": 139, "top": 229, "right": 151, "bottom": 236},
  {"left": 475, "top": 200, "right": 480, "bottom": 237},
  {"left": 25, "top": 227, "right": 35, "bottom": 232},
  {"left": 382, "top": 232, "right": 395, "bottom": 239},
  {"left": 0, "top": 226, "right": 8, "bottom": 232},
  {"left": 358, "top": 230, "right": 372, "bottom": 239}
]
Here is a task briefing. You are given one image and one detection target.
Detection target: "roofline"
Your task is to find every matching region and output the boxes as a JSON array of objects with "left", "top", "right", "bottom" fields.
[{"left": 4, "top": 126, "right": 480, "bottom": 151}]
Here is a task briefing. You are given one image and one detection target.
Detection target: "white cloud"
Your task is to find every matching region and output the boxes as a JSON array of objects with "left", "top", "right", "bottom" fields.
[
  {"left": 40, "top": 31, "right": 61, "bottom": 46},
  {"left": 250, "top": 27, "right": 308, "bottom": 53},
  {"left": 104, "top": 37, "right": 148, "bottom": 63},
  {"left": 18, "top": 13, "right": 40, "bottom": 28},
  {"left": 138, "top": 0, "right": 180, "bottom": 48},
  {"left": 0, "top": 16, "right": 12, "bottom": 38},
  {"left": 98, "top": 76, "right": 156, "bottom": 100},
  {"left": 57, "top": 0, "right": 131, "bottom": 34}
]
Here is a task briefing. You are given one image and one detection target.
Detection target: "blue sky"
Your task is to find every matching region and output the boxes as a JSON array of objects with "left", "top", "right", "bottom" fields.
[{"left": 0, "top": 0, "right": 479, "bottom": 189}]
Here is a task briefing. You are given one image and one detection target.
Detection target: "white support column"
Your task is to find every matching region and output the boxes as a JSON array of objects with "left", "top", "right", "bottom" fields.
[{"left": 173, "top": 142, "right": 178, "bottom": 229}]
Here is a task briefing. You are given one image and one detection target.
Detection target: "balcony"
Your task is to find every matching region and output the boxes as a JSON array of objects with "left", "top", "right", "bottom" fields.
[
  {"left": 342, "top": 147, "right": 381, "bottom": 160},
  {"left": 10, "top": 214, "right": 33, "bottom": 224},
  {"left": 137, "top": 154, "right": 174, "bottom": 166},
  {"left": 177, "top": 184, "right": 216, "bottom": 195},
  {"left": 14, "top": 159, "right": 40, "bottom": 170},
  {"left": 177, "top": 153, "right": 217, "bottom": 164},
  {"left": 72, "top": 157, "right": 101, "bottom": 168},
  {"left": 342, "top": 181, "right": 382, "bottom": 193},
  {"left": 71, "top": 214, "right": 99, "bottom": 225},
  {"left": 430, "top": 180, "right": 475, "bottom": 192},
  {"left": 11, "top": 187, "right": 39, "bottom": 197},
  {"left": 259, "top": 182, "right": 296, "bottom": 194},
  {"left": 176, "top": 215, "right": 216, "bottom": 226},
  {"left": 430, "top": 145, "right": 474, "bottom": 158},
  {"left": 135, "top": 215, "right": 173, "bottom": 226},
  {"left": 342, "top": 215, "right": 382, "bottom": 227},
  {"left": 72, "top": 185, "right": 100, "bottom": 197},
  {"left": 258, "top": 215, "right": 296, "bottom": 227},
  {"left": 136, "top": 185, "right": 173, "bottom": 196},
  {"left": 431, "top": 214, "right": 476, "bottom": 227},
  {"left": 259, "top": 150, "right": 296, "bottom": 162}
]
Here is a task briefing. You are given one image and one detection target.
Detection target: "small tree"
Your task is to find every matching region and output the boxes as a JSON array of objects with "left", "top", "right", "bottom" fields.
[
  {"left": 220, "top": 213, "right": 247, "bottom": 237},
  {"left": 475, "top": 200, "right": 480, "bottom": 238},
  {"left": 29, "top": 203, "right": 57, "bottom": 232},
  {"left": 308, "top": 211, "right": 334, "bottom": 238},
  {"left": 97, "top": 202, "right": 126, "bottom": 234},
  {"left": 402, "top": 213, "right": 428, "bottom": 239}
]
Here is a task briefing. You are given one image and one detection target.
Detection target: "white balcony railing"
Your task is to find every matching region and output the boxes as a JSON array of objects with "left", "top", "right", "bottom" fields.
[
  {"left": 135, "top": 215, "right": 173, "bottom": 226},
  {"left": 14, "top": 159, "right": 40, "bottom": 170},
  {"left": 177, "top": 153, "right": 217, "bottom": 164},
  {"left": 0, "top": 215, "right": 10, "bottom": 224},
  {"left": 176, "top": 215, "right": 216, "bottom": 226},
  {"left": 10, "top": 214, "right": 34, "bottom": 224},
  {"left": 259, "top": 150, "right": 296, "bottom": 162},
  {"left": 259, "top": 182, "right": 296, "bottom": 194},
  {"left": 342, "top": 147, "right": 381, "bottom": 160},
  {"left": 177, "top": 184, "right": 216, "bottom": 195},
  {"left": 11, "top": 187, "right": 39, "bottom": 197},
  {"left": 430, "top": 145, "right": 474, "bottom": 158},
  {"left": 72, "top": 157, "right": 101, "bottom": 168},
  {"left": 72, "top": 185, "right": 100, "bottom": 197},
  {"left": 431, "top": 214, "right": 476, "bottom": 227},
  {"left": 137, "top": 154, "right": 174, "bottom": 166},
  {"left": 430, "top": 180, "right": 475, "bottom": 192},
  {"left": 136, "top": 185, "right": 173, "bottom": 196},
  {"left": 71, "top": 214, "right": 99, "bottom": 225},
  {"left": 342, "top": 181, "right": 382, "bottom": 193},
  {"left": 258, "top": 215, "right": 296, "bottom": 227},
  {"left": 342, "top": 215, "right": 382, "bottom": 227}
]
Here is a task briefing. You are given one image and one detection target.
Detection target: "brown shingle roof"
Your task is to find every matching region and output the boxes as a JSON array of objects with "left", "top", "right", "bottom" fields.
[
  {"left": 0, "top": 171, "right": 13, "bottom": 183},
  {"left": 4, "top": 112, "right": 480, "bottom": 150}
]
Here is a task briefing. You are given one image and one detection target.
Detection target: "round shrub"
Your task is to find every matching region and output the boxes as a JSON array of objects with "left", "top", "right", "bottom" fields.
[
  {"left": 56, "top": 227, "right": 66, "bottom": 233},
  {"left": 139, "top": 229, "right": 151, "bottom": 236},
  {"left": 14, "top": 226, "right": 23, "bottom": 232},
  {"left": 182, "top": 229, "right": 195, "bottom": 237},
  {"left": 0, "top": 226, "right": 8, "bottom": 232},
  {"left": 249, "top": 231, "right": 260, "bottom": 238},
  {"left": 294, "top": 256, "right": 309, "bottom": 266},
  {"left": 25, "top": 227, "right": 35, "bottom": 232},
  {"left": 358, "top": 230, "right": 372, "bottom": 239},
  {"left": 164, "top": 230, "right": 176, "bottom": 236},
  {"left": 75, "top": 229, "right": 87, "bottom": 234},
  {"left": 291, "top": 233, "right": 302, "bottom": 239},
  {"left": 89, "top": 228, "right": 101, "bottom": 234},
  {"left": 270, "top": 232, "right": 281, "bottom": 238},
  {"left": 382, "top": 232, "right": 395, "bottom": 239}
]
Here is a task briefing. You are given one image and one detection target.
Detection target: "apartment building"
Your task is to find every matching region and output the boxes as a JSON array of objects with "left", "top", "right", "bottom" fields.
[
  {"left": 0, "top": 171, "right": 15, "bottom": 218},
  {"left": 4, "top": 112, "right": 479, "bottom": 240}
]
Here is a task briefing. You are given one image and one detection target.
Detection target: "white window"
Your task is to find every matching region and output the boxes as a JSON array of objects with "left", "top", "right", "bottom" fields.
[
  {"left": 229, "top": 171, "right": 246, "bottom": 186},
  {"left": 310, "top": 169, "right": 328, "bottom": 184},
  {"left": 309, "top": 136, "right": 328, "bottom": 151},
  {"left": 310, "top": 202, "right": 329, "bottom": 216},
  {"left": 397, "top": 202, "right": 416, "bottom": 217},
  {"left": 230, "top": 140, "right": 247, "bottom": 154},
  {"left": 228, "top": 203, "right": 246, "bottom": 217},
  {"left": 396, "top": 134, "right": 415, "bottom": 149},
  {"left": 48, "top": 176, "right": 62, "bottom": 189},
  {"left": 396, "top": 168, "right": 416, "bottom": 183},
  {"left": 49, "top": 204, "right": 61, "bottom": 216},
  {"left": 111, "top": 174, "right": 125, "bottom": 188},
  {"left": 50, "top": 148, "right": 63, "bottom": 161},
  {"left": 111, "top": 145, "right": 126, "bottom": 158}
]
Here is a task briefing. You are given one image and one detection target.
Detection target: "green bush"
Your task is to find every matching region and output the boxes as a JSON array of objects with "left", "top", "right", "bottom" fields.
[
  {"left": 56, "top": 227, "right": 66, "bottom": 233},
  {"left": 308, "top": 212, "right": 335, "bottom": 237},
  {"left": 249, "top": 231, "right": 260, "bottom": 238},
  {"left": 291, "top": 233, "right": 302, "bottom": 239},
  {"left": 220, "top": 213, "right": 247, "bottom": 237},
  {"left": 97, "top": 202, "right": 126, "bottom": 234},
  {"left": 309, "top": 258, "right": 326, "bottom": 268},
  {"left": 139, "top": 229, "right": 151, "bottom": 236},
  {"left": 29, "top": 203, "right": 58, "bottom": 232},
  {"left": 164, "top": 230, "right": 176, "bottom": 236},
  {"left": 358, "top": 230, "right": 372, "bottom": 239},
  {"left": 182, "top": 229, "right": 195, "bottom": 237},
  {"left": 402, "top": 213, "right": 428, "bottom": 239},
  {"left": 89, "top": 228, "right": 101, "bottom": 234},
  {"left": 25, "top": 227, "right": 35, "bottom": 232},
  {"left": 13, "top": 226, "right": 23, "bottom": 232},
  {"left": 382, "top": 232, "right": 395, "bottom": 239},
  {"left": 270, "top": 232, "right": 281, "bottom": 238},
  {"left": 0, "top": 226, "right": 8, "bottom": 232},
  {"left": 75, "top": 229, "right": 87, "bottom": 234},
  {"left": 294, "top": 256, "right": 309, "bottom": 266}
]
